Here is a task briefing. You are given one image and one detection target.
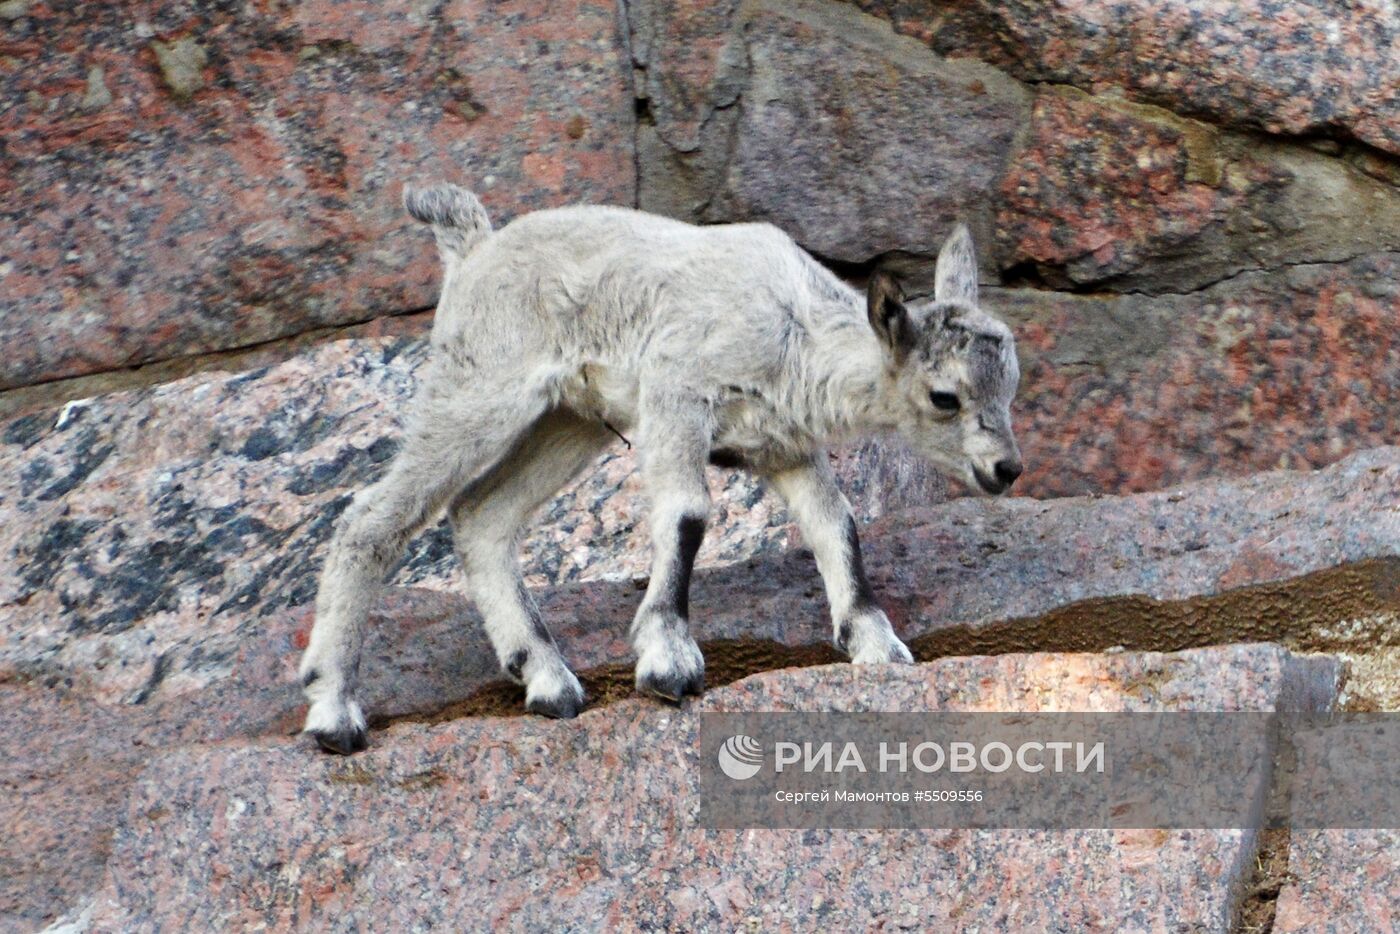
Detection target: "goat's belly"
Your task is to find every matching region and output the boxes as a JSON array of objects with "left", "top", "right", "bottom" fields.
[{"left": 557, "top": 363, "right": 640, "bottom": 431}]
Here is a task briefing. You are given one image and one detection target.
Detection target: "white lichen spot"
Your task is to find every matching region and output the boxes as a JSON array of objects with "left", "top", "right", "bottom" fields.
[
  {"left": 55, "top": 398, "right": 93, "bottom": 430},
  {"left": 225, "top": 797, "right": 249, "bottom": 822}
]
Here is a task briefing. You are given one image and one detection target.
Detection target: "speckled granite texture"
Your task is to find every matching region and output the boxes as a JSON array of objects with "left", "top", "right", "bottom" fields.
[
  {"left": 1275, "top": 830, "right": 1400, "bottom": 933},
  {"left": 3, "top": 450, "right": 1396, "bottom": 930},
  {"left": 991, "top": 88, "right": 1400, "bottom": 292},
  {"left": 638, "top": 0, "right": 1400, "bottom": 288},
  {"left": 997, "top": 254, "right": 1400, "bottom": 496},
  {"left": 856, "top": 0, "right": 1400, "bottom": 156},
  {"left": 0, "top": 333, "right": 942, "bottom": 706},
  {"left": 0, "top": 0, "right": 635, "bottom": 388},
  {"left": 74, "top": 645, "right": 1339, "bottom": 932}
]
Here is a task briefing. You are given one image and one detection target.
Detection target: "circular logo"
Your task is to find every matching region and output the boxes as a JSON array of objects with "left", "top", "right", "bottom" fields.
[{"left": 717, "top": 734, "right": 764, "bottom": 780}]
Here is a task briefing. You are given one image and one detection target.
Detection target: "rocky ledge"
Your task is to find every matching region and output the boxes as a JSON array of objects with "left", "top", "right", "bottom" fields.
[
  {"left": 72, "top": 645, "right": 1341, "bottom": 931},
  {"left": 3, "top": 447, "right": 1398, "bottom": 930}
]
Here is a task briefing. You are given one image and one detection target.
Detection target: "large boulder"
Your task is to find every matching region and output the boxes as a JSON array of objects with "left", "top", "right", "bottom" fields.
[
  {"left": 79, "top": 645, "right": 1340, "bottom": 931},
  {"left": 0, "top": 0, "right": 635, "bottom": 389},
  {"left": 4, "top": 445, "right": 1396, "bottom": 930},
  {"left": 0, "top": 333, "right": 942, "bottom": 706},
  {"left": 856, "top": 0, "right": 1400, "bottom": 156}
]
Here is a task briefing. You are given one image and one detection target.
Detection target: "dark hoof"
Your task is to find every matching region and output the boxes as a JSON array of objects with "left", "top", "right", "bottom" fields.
[
  {"left": 637, "top": 669, "right": 705, "bottom": 703},
  {"left": 526, "top": 689, "right": 584, "bottom": 719},
  {"left": 310, "top": 725, "right": 368, "bottom": 756}
]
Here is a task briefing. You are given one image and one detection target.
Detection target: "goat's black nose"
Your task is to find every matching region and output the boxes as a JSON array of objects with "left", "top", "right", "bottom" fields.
[{"left": 994, "top": 459, "right": 1023, "bottom": 487}]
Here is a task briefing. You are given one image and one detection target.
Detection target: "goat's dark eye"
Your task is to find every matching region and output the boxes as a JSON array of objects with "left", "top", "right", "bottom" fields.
[{"left": 929, "top": 391, "right": 961, "bottom": 412}]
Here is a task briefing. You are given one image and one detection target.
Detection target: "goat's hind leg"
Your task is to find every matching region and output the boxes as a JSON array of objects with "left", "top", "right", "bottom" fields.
[
  {"left": 299, "top": 375, "right": 551, "bottom": 754},
  {"left": 450, "top": 409, "right": 610, "bottom": 718}
]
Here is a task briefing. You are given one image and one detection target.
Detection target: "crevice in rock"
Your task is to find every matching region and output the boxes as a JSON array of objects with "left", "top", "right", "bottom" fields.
[
  {"left": 630, "top": 94, "right": 651, "bottom": 211},
  {"left": 376, "top": 556, "right": 1400, "bottom": 728},
  {"left": 1234, "top": 827, "right": 1293, "bottom": 934},
  {"left": 1112, "top": 251, "right": 1399, "bottom": 298},
  {"left": 1025, "top": 250, "right": 1400, "bottom": 300}
]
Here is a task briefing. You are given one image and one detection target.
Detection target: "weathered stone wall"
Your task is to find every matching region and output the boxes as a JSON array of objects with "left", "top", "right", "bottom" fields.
[
  {"left": 0, "top": 0, "right": 636, "bottom": 389},
  {"left": 4, "top": 0, "right": 1397, "bottom": 500},
  {"left": 633, "top": 0, "right": 1400, "bottom": 496}
]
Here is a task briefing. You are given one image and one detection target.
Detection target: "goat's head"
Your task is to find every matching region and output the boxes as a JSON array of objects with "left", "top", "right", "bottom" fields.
[{"left": 867, "top": 225, "right": 1023, "bottom": 495}]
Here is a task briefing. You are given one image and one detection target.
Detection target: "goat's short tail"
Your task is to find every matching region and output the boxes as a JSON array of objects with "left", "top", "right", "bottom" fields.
[{"left": 403, "top": 183, "right": 492, "bottom": 262}]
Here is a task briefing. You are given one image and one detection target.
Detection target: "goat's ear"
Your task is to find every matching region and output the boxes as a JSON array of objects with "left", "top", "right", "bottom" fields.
[
  {"left": 934, "top": 223, "right": 978, "bottom": 305},
  {"left": 867, "top": 270, "right": 916, "bottom": 361}
]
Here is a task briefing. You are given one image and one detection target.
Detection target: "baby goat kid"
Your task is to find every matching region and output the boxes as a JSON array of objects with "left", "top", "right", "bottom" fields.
[{"left": 299, "top": 184, "right": 1022, "bottom": 754}]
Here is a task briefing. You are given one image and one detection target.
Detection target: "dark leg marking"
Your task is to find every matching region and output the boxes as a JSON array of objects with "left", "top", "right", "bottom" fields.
[
  {"left": 516, "top": 580, "right": 556, "bottom": 644},
  {"left": 836, "top": 620, "right": 852, "bottom": 653},
  {"left": 844, "top": 515, "right": 879, "bottom": 612},
  {"left": 302, "top": 668, "right": 320, "bottom": 688},
  {"left": 505, "top": 648, "right": 528, "bottom": 681},
  {"left": 669, "top": 515, "right": 706, "bottom": 619}
]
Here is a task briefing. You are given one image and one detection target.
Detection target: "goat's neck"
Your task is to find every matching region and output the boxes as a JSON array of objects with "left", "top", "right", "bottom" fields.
[{"left": 801, "top": 322, "right": 898, "bottom": 443}]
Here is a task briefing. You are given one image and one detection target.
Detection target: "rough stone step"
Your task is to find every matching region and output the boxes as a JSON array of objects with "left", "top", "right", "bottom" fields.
[
  {"left": 98, "top": 447, "right": 1400, "bottom": 727},
  {"left": 77, "top": 645, "right": 1340, "bottom": 932},
  {"left": 0, "top": 333, "right": 941, "bottom": 707},
  {"left": 5, "top": 450, "right": 1396, "bottom": 930},
  {"left": 1274, "top": 830, "right": 1400, "bottom": 933}
]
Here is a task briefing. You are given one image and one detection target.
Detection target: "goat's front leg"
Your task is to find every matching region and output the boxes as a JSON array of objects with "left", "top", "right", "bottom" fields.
[
  {"left": 767, "top": 454, "right": 914, "bottom": 664},
  {"left": 631, "top": 389, "right": 711, "bottom": 702}
]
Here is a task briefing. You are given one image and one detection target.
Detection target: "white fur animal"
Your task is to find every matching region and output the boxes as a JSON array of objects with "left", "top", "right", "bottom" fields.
[{"left": 299, "top": 184, "right": 1022, "bottom": 754}]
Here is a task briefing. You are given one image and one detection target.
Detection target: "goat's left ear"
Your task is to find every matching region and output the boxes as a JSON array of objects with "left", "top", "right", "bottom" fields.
[
  {"left": 934, "top": 223, "right": 978, "bottom": 305},
  {"left": 867, "top": 270, "right": 916, "bottom": 361}
]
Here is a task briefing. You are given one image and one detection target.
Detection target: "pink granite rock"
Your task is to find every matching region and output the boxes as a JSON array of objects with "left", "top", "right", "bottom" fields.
[
  {"left": 998, "top": 255, "right": 1400, "bottom": 497},
  {"left": 858, "top": 0, "right": 1400, "bottom": 156},
  {"left": 0, "top": 0, "right": 635, "bottom": 389},
  {"left": 1274, "top": 830, "right": 1400, "bottom": 933},
  {"left": 4, "top": 446, "right": 1394, "bottom": 929},
  {"left": 79, "top": 645, "right": 1339, "bottom": 932},
  {"left": 0, "top": 333, "right": 941, "bottom": 706},
  {"left": 993, "top": 89, "right": 1400, "bottom": 292}
]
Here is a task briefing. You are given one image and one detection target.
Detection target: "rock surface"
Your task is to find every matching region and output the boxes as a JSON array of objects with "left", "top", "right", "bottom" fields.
[
  {"left": 858, "top": 0, "right": 1400, "bottom": 156},
  {"left": 1274, "top": 830, "right": 1400, "bottom": 933},
  {"left": 699, "top": 2, "right": 1031, "bottom": 265},
  {"left": 77, "top": 645, "right": 1339, "bottom": 932},
  {"left": 638, "top": 0, "right": 1400, "bottom": 291},
  {"left": 0, "top": 0, "right": 635, "bottom": 389},
  {"left": 998, "top": 254, "right": 1400, "bottom": 496},
  {"left": 3, "top": 447, "right": 1396, "bottom": 930},
  {"left": 0, "top": 333, "right": 942, "bottom": 706},
  {"left": 992, "top": 88, "right": 1400, "bottom": 292}
]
